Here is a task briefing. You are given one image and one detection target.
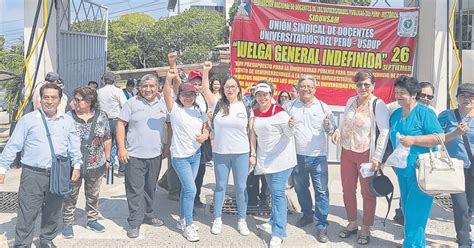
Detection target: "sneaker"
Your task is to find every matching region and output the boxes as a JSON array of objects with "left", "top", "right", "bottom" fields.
[
  {"left": 183, "top": 225, "right": 200, "bottom": 242},
  {"left": 269, "top": 236, "right": 282, "bottom": 248},
  {"left": 295, "top": 216, "right": 314, "bottom": 228},
  {"left": 177, "top": 218, "right": 199, "bottom": 232},
  {"left": 237, "top": 218, "right": 250, "bottom": 236},
  {"left": 62, "top": 225, "right": 74, "bottom": 239},
  {"left": 211, "top": 218, "right": 222, "bottom": 235},
  {"left": 143, "top": 217, "right": 164, "bottom": 227},
  {"left": 126, "top": 226, "right": 140, "bottom": 239},
  {"left": 86, "top": 220, "right": 105, "bottom": 233},
  {"left": 257, "top": 222, "right": 272, "bottom": 233},
  {"left": 316, "top": 228, "right": 329, "bottom": 243}
]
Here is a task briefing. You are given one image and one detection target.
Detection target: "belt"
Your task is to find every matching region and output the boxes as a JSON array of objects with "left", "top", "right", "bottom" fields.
[
  {"left": 108, "top": 118, "right": 118, "bottom": 120},
  {"left": 23, "top": 164, "right": 50, "bottom": 174}
]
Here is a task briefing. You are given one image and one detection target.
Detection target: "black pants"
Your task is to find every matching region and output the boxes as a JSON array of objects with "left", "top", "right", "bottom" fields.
[
  {"left": 125, "top": 156, "right": 162, "bottom": 227},
  {"left": 247, "top": 170, "right": 268, "bottom": 206},
  {"left": 14, "top": 166, "right": 64, "bottom": 247},
  {"left": 452, "top": 168, "right": 474, "bottom": 246},
  {"left": 166, "top": 159, "right": 181, "bottom": 196},
  {"left": 194, "top": 162, "right": 206, "bottom": 203}
]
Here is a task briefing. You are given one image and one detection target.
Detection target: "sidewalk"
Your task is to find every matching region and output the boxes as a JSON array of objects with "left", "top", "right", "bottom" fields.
[{"left": 0, "top": 158, "right": 458, "bottom": 247}]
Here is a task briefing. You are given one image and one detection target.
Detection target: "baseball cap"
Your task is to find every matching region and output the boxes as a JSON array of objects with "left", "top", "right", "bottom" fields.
[
  {"left": 254, "top": 83, "right": 272, "bottom": 94},
  {"left": 45, "top": 72, "right": 60, "bottom": 82},
  {"left": 188, "top": 70, "right": 203, "bottom": 81},
  {"left": 178, "top": 83, "right": 197, "bottom": 94},
  {"left": 457, "top": 83, "right": 474, "bottom": 96}
]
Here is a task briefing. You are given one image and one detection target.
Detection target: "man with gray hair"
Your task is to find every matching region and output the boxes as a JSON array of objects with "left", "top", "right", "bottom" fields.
[
  {"left": 283, "top": 74, "right": 336, "bottom": 243},
  {"left": 116, "top": 74, "right": 168, "bottom": 238},
  {"left": 97, "top": 72, "right": 127, "bottom": 175}
]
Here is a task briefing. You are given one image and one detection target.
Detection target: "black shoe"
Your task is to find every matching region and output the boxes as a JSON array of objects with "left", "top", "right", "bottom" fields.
[
  {"left": 194, "top": 199, "right": 205, "bottom": 208},
  {"left": 316, "top": 228, "right": 329, "bottom": 243},
  {"left": 127, "top": 226, "right": 140, "bottom": 238},
  {"left": 168, "top": 193, "right": 180, "bottom": 202},
  {"left": 157, "top": 178, "right": 169, "bottom": 191},
  {"left": 39, "top": 240, "right": 57, "bottom": 248},
  {"left": 393, "top": 208, "right": 404, "bottom": 226},
  {"left": 295, "top": 216, "right": 314, "bottom": 228},
  {"left": 116, "top": 171, "right": 124, "bottom": 178},
  {"left": 143, "top": 218, "right": 164, "bottom": 227}
]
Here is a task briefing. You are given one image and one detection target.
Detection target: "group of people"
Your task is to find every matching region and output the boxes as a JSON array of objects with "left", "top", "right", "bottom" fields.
[{"left": 0, "top": 57, "right": 473, "bottom": 248}]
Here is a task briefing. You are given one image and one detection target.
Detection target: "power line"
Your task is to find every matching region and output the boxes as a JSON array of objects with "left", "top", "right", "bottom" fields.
[{"left": 0, "top": 19, "right": 24, "bottom": 24}]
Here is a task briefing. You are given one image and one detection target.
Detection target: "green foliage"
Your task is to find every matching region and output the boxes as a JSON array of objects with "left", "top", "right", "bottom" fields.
[
  {"left": 107, "top": 13, "right": 156, "bottom": 70},
  {"left": 107, "top": 9, "right": 226, "bottom": 70},
  {"left": 0, "top": 37, "right": 24, "bottom": 112}
]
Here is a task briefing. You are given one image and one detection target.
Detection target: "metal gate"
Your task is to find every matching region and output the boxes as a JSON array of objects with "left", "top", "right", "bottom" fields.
[{"left": 57, "top": 0, "right": 108, "bottom": 98}]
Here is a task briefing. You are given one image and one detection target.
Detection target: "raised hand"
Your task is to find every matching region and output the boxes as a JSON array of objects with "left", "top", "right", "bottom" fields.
[
  {"left": 203, "top": 61, "right": 213, "bottom": 72},
  {"left": 168, "top": 51, "right": 177, "bottom": 67}
]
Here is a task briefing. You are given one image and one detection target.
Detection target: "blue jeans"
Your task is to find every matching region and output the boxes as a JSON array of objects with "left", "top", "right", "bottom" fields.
[
  {"left": 213, "top": 152, "right": 249, "bottom": 218},
  {"left": 397, "top": 174, "right": 433, "bottom": 247},
  {"left": 293, "top": 155, "right": 330, "bottom": 230},
  {"left": 265, "top": 167, "right": 293, "bottom": 238},
  {"left": 172, "top": 150, "right": 201, "bottom": 225}
]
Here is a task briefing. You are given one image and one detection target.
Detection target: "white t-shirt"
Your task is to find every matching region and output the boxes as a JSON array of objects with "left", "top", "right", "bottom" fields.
[
  {"left": 253, "top": 105, "right": 297, "bottom": 174},
  {"left": 213, "top": 101, "right": 252, "bottom": 154},
  {"left": 169, "top": 105, "right": 208, "bottom": 158},
  {"left": 284, "top": 98, "right": 333, "bottom": 156}
]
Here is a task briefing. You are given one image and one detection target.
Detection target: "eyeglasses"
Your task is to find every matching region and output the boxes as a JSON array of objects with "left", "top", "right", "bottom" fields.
[
  {"left": 418, "top": 93, "right": 434, "bottom": 100},
  {"left": 74, "top": 97, "right": 85, "bottom": 102},
  {"left": 224, "top": 85, "right": 238, "bottom": 90},
  {"left": 356, "top": 83, "right": 372, "bottom": 88}
]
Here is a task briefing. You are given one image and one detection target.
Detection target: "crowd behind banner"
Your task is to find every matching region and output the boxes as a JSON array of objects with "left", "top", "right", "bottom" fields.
[{"left": 1, "top": 52, "right": 474, "bottom": 248}]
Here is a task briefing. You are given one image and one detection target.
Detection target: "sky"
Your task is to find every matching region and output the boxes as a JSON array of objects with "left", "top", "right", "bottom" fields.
[{"left": 0, "top": 0, "right": 171, "bottom": 48}]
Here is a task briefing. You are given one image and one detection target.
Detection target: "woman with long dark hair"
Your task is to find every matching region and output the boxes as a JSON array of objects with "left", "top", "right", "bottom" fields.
[{"left": 209, "top": 75, "right": 252, "bottom": 236}]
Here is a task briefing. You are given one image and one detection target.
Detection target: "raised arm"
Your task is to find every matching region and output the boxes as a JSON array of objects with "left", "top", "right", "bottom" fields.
[
  {"left": 197, "top": 61, "right": 215, "bottom": 109},
  {"left": 168, "top": 52, "right": 181, "bottom": 93},
  {"left": 164, "top": 69, "right": 178, "bottom": 112}
]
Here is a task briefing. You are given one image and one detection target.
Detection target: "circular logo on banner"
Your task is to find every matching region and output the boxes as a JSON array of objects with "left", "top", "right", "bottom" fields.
[{"left": 398, "top": 12, "right": 418, "bottom": 37}]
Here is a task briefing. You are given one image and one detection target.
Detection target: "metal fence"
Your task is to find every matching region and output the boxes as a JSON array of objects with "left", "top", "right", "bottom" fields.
[{"left": 57, "top": 0, "right": 108, "bottom": 99}]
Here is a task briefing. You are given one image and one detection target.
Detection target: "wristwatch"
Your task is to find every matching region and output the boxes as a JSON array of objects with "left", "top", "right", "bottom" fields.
[{"left": 250, "top": 153, "right": 256, "bottom": 158}]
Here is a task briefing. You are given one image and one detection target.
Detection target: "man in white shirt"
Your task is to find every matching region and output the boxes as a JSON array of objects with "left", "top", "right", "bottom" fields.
[
  {"left": 97, "top": 72, "right": 127, "bottom": 174},
  {"left": 283, "top": 74, "right": 336, "bottom": 243}
]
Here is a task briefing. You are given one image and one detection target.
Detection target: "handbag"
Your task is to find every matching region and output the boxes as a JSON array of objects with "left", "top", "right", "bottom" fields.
[
  {"left": 416, "top": 133, "right": 465, "bottom": 196},
  {"left": 369, "top": 169, "right": 393, "bottom": 226},
  {"left": 40, "top": 110, "right": 72, "bottom": 196}
]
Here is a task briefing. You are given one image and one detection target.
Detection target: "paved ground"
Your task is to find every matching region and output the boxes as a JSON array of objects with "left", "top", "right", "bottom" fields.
[{"left": 0, "top": 157, "right": 460, "bottom": 248}]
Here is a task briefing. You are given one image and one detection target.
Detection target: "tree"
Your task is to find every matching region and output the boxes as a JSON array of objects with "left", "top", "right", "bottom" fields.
[
  {"left": 107, "top": 13, "right": 156, "bottom": 70},
  {"left": 150, "top": 8, "right": 227, "bottom": 66},
  {"left": 0, "top": 36, "right": 24, "bottom": 112}
]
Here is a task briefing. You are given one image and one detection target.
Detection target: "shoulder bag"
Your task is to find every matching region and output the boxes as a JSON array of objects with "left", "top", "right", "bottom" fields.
[
  {"left": 416, "top": 133, "right": 465, "bottom": 196},
  {"left": 40, "top": 111, "right": 72, "bottom": 196}
]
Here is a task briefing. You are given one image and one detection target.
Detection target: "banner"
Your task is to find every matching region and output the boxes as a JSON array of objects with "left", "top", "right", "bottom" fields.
[{"left": 230, "top": 0, "right": 418, "bottom": 106}]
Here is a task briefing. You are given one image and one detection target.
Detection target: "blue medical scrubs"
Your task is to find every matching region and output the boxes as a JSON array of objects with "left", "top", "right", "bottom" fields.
[{"left": 390, "top": 104, "right": 443, "bottom": 247}]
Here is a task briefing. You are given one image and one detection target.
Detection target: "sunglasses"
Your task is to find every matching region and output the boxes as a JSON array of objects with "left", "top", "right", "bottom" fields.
[{"left": 418, "top": 93, "right": 434, "bottom": 100}]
